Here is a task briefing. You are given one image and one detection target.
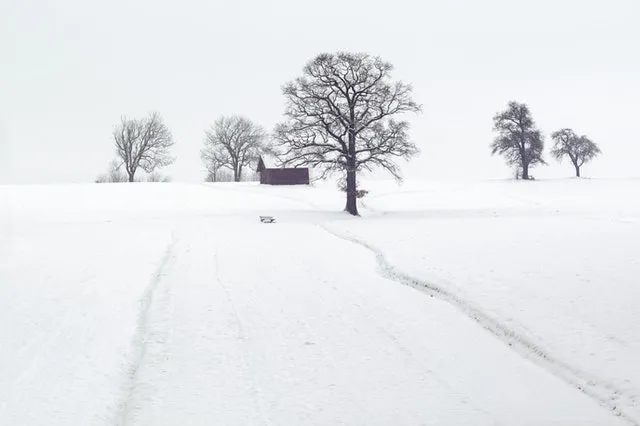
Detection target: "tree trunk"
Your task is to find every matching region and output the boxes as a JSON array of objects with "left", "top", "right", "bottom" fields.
[
  {"left": 128, "top": 172, "right": 134, "bottom": 183},
  {"left": 575, "top": 164, "right": 581, "bottom": 178},
  {"left": 233, "top": 167, "right": 240, "bottom": 182},
  {"left": 345, "top": 153, "right": 358, "bottom": 215},
  {"left": 519, "top": 143, "right": 529, "bottom": 180},
  {"left": 345, "top": 169, "right": 358, "bottom": 215}
]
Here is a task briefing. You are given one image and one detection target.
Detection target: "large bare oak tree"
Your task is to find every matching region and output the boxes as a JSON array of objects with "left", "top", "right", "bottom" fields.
[
  {"left": 201, "top": 116, "right": 268, "bottom": 182},
  {"left": 491, "top": 102, "right": 545, "bottom": 180},
  {"left": 113, "top": 112, "right": 175, "bottom": 182},
  {"left": 551, "top": 128, "right": 601, "bottom": 177},
  {"left": 274, "top": 52, "right": 421, "bottom": 215}
]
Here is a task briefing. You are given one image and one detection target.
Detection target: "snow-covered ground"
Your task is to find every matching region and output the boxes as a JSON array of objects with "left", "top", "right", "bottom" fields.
[{"left": 1, "top": 179, "right": 638, "bottom": 425}]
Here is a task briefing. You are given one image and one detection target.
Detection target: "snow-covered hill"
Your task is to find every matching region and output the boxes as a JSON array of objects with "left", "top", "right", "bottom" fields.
[{"left": 1, "top": 179, "right": 638, "bottom": 425}]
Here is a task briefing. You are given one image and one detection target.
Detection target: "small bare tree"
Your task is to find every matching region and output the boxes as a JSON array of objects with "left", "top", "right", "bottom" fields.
[
  {"left": 491, "top": 102, "right": 545, "bottom": 180},
  {"left": 95, "top": 159, "right": 127, "bottom": 183},
  {"left": 204, "top": 168, "right": 234, "bottom": 182},
  {"left": 146, "top": 171, "right": 172, "bottom": 182},
  {"left": 113, "top": 112, "right": 175, "bottom": 182},
  {"left": 274, "top": 52, "right": 421, "bottom": 215},
  {"left": 203, "top": 165, "right": 221, "bottom": 183},
  {"left": 551, "top": 128, "right": 601, "bottom": 177},
  {"left": 200, "top": 141, "right": 230, "bottom": 183},
  {"left": 201, "top": 116, "right": 268, "bottom": 182},
  {"left": 107, "top": 159, "right": 127, "bottom": 182},
  {"left": 204, "top": 169, "right": 217, "bottom": 182}
]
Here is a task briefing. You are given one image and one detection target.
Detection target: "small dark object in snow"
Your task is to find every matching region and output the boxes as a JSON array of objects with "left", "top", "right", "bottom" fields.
[{"left": 260, "top": 216, "right": 276, "bottom": 223}]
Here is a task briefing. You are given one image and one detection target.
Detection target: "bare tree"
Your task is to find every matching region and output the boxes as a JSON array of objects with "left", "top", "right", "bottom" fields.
[
  {"left": 274, "top": 52, "right": 421, "bottom": 215},
  {"left": 113, "top": 112, "right": 175, "bottom": 182},
  {"left": 203, "top": 166, "right": 220, "bottom": 183},
  {"left": 201, "top": 116, "right": 267, "bottom": 182},
  {"left": 491, "top": 101, "right": 545, "bottom": 180},
  {"left": 204, "top": 169, "right": 217, "bottom": 182},
  {"left": 146, "top": 171, "right": 172, "bottom": 182},
  {"left": 95, "top": 159, "right": 127, "bottom": 183},
  {"left": 551, "top": 128, "right": 601, "bottom": 177},
  {"left": 200, "top": 139, "right": 230, "bottom": 183},
  {"left": 107, "top": 159, "right": 127, "bottom": 182},
  {"left": 204, "top": 168, "right": 235, "bottom": 182}
]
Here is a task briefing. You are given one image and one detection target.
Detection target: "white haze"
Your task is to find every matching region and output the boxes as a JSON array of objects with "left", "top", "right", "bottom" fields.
[{"left": 1, "top": 0, "right": 639, "bottom": 184}]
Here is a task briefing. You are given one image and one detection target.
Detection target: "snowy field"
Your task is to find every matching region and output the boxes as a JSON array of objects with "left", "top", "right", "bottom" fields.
[{"left": 1, "top": 179, "right": 639, "bottom": 425}]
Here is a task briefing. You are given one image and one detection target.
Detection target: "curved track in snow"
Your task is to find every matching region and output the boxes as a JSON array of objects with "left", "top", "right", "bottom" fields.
[{"left": 319, "top": 224, "right": 637, "bottom": 425}]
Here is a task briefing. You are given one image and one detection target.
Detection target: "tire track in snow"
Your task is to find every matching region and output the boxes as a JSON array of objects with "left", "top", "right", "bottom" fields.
[
  {"left": 319, "top": 224, "right": 639, "bottom": 426},
  {"left": 213, "top": 246, "right": 274, "bottom": 426},
  {"left": 334, "top": 280, "right": 506, "bottom": 425},
  {"left": 116, "top": 233, "right": 177, "bottom": 426}
]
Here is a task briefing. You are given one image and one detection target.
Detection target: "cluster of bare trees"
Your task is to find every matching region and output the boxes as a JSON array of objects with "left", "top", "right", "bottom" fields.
[
  {"left": 97, "top": 112, "right": 174, "bottom": 183},
  {"left": 491, "top": 102, "right": 601, "bottom": 180}
]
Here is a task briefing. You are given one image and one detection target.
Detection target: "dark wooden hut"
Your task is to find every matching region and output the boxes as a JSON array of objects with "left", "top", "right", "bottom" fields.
[{"left": 256, "top": 157, "right": 309, "bottom": 185}]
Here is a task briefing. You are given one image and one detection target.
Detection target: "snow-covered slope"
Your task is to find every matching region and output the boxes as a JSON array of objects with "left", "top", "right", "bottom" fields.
[{"left": 1, "top": 179, "right": 638, "bottom": 425}]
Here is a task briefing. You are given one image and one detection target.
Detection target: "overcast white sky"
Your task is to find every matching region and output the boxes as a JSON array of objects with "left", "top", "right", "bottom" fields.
[{"left": 1, "top": 0, "right": 639, "bottom": 184}]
